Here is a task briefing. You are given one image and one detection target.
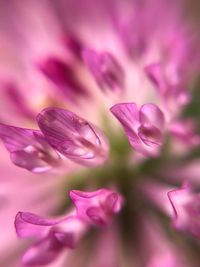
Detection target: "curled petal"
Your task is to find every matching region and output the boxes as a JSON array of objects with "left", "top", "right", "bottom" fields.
[
  {"left": 37, "top": 107, "right": 109, "bottom": 166},
  {"left": 168, "top": 185, "right": 200, "bottom": 238},
  {"left": 15, "top": 212, "right": 61, "bottom": 238},
  {"left": 53, "top": 216, "right": 87, "bottom": 249},
  {"left": 82, "top": 49, "right": 124, "bottom": 92},
  {"left": 0, "top": 124, "right": 60, "bottom": 173},
  {"left": 110, "top": 103, "right": 145, "bottom": 154},
  {"left": 69, "top": 189, "right": 123, "bottom": 226},
  {"left": 110, "top": 103, "right": 139, "bottom": 128},
  {"left": 139, "top": 103, "right": 165, "bottom": 129},
  {"left": 16, "top": 211, "right": 87, "bottom": 265},
  {"left": 110, "top": 103, "right": 164, "bottom": 156}
]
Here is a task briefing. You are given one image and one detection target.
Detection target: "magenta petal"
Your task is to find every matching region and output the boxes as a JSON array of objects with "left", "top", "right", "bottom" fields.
[
  {"left": 138, "top": 124, "right": 163, "bottom": 147},
  {"left": 15, "top": 212, "right": 61, "bottom": 238},
  {"left": 5, "top": 82, "right": 35, "bottom": 120},
  {"left": 53, "top": 216, "right": 87, "bottom": 249},
  {"left": 145, "top": 63, "right": 191, "bottom": 110},
  {"left": 37, "top": 107, "right": 109, "bottom": 166},
  {"left": 54, "top": 232, "right": 74, "bottom": 249},
  {"left": 10, "top": 150, "right": 51, "bottom": 173},
  {"left": 168, "top": 185, "right": 200, "bottom": 238},
  {"left": 139, "top": 103, "right": 165, "bottom": 129},
  {"left": 86, "top": 206, "right": 106, "bottom": 226},
  {"left": 110, "top": 103, "right": 164, "bottom": 156},
  {"left": 82, "top": 49, "right": 124, "bottom": 92},
  {"left": 110, "top": 103, "right": 144, "bottom": 150},
  {"left": 69, "top": 189, "right": 122, "bottom": 226},
  {"left": 145, "top": 63, "right": 164, "bottom": 92},
  {"left": 110, "top": 102, "right": 140, "bottom": 131},
  {"left": 22, "top": 237, "right": 62, "bottom": 266},
  {"left": 63, "top": 33, "right": 83, "bottom": 60},
  {"left": 105, "top": 192, "right": 122, "bottom": 213},
  {"left": 38, "top": 57, "right": 87, "bottom": 100},
  {"left": 16, "top": 211, "right": 87, "bottom": 262},
  {"left": 15, "top": 211, "right": 88, "bottom": 265},
  {"left": 0, "top": 123, "right": 60, "bottom": 172}
]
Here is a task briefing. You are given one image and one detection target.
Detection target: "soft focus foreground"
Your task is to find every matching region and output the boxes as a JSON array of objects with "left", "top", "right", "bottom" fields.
[{"left": 1, "top": 0, "right": 200, "bottom": 266}]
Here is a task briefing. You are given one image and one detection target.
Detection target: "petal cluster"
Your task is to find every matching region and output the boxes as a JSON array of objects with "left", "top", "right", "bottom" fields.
[
  {"left": 15, "top": 188, "right": 122, "bottom": 265},
  {"left": 0, "top": 107, "right": 109, "bottom": 172},
  {"left": 37, "top": 107, "right": 109, "bottom": 167}
]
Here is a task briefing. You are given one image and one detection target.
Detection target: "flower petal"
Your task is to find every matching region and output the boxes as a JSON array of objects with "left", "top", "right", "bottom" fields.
[
  {"left": 22, "top": 237, "right": 62, "bottom": 266},
  {"left": 138, "top": 124, "right": 163, "bottom": 147},
  {"left": 16, "top": 212, "right": 87, "bottom": 265},
  {"left": 145, "top": 63, "right": 165, "bottom": 93},
  {"left": 110, "top": 102, "right": 140, "bottom": 135},
  {"left": 15, "top": 212, "right": 61, "bottom": 238},
  {"left": 168, "top": 184, "right": 200, "bottom": 238},
  {"left": 110, "top": 103, "right": 145, "bottom": 152},
  {"left": 53, "top": 216, "right": 87, "bottom": 249},
  {"left": 69, "top": 189, "right": 123, "bottom": 226},
  {"left": 0, "top": 124, "right": 60, "bottom": 172},
  {"left": 37, "top": 107, "right": 109, "bottom": 166},
  {"left": 82, "top": 49, "right": 124, "bottom": 92},
  {"left": 139, "top": 103, "right": 165, "bottom": 129},
  {"left": 38, "top": 57, "right": 88, "bottom": 100}
]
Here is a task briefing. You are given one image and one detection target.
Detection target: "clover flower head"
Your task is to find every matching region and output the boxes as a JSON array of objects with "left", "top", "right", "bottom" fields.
[{"left": 0, "top": 0, "right": 200, "bottom": 267}]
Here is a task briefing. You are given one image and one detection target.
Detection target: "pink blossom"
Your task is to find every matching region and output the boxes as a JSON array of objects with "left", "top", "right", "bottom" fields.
[
  {"left": 0, "top": 0, "right": 199, "bottom": 266},
  {"left": 110, "top": 102, "right": 165, "bottom": 156}
]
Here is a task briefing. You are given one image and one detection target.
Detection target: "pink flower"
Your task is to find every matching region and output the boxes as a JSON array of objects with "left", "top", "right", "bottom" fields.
[
  {"left": 0, "top": 0, "right": 199, "bottom": 266},
  {"left": 110, "top": 102, "right": 165, "bottom": 156},
  {"left": 82, "top": 49, "right": 124, "bottom": 92},
  {"left": 15, "top": 188, "right": 122, "bottom": 265},
  {"left": 15, "top": 212, "right": 87, "bottom": 265},
  {"left": 70, "top": 188, "right": 123, "bottom": 226}
]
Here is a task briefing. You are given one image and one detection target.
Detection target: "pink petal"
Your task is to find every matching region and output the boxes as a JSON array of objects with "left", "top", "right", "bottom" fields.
[
  {"left": 0, "top": 124, "right": 60, "bottom": 173},
  {"left": 15, "top": 212, "right": 61, "bottom": 238},
  {"left": 110, "top": 103, "right": 141, "bottom": 149},
  {"left": 138, "top": 124, "right": 163, "bottom": 147},
  {"left": 37, "top": 107, "right": 109, "bottom": 166},
  {"left": 145, "top": 63, "right": 165, "bottom": 93},
  {"left": 69, "top": 189, "right": 123, "bottom": 226},
  {"left": 168, "top": 185, "right": 200, "bottom": 238},
  {"left": 110, "top": 103, "right": 162, "bottom": 155},
  {"left": 139, "top": 103, "right": 165, "bottom": 129},
  {"left": 82, "top": 49, "right": 124, "bottom": 92},
  {"left": 22, "top": 237, "right": 62, "bottom": 266},
  {"left": 38, "top": 57, "right": 88, "bottom": 101}
]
